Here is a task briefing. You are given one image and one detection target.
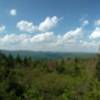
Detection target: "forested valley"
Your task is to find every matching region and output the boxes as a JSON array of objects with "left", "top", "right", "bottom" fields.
[{"left": 0, "top": 52, "right": 100, "bottom": 100}]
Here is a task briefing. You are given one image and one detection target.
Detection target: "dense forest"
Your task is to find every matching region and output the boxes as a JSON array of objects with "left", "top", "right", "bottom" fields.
[{"left": 0, "top": 52, "right": 100, "bottom": 100}]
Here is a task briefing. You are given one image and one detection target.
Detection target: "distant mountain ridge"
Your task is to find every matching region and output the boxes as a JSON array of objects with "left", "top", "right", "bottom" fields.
[{"left": 0, "top": 50, "right": 96, "bottom": 59}]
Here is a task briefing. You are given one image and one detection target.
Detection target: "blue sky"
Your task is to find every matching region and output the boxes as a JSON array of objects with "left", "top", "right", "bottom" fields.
[{"left": 0, "top": 0, "right": 100, "bottom": 52}]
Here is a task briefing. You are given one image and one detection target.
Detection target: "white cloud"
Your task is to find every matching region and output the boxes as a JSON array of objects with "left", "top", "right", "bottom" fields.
[
  {"left": 0, "top": 24, "right": 97, "bottom": 52},
  {"left": 16, "top": 20, "right": 36, "bottom": 33},
  {"left": 95, "top": 20, "right": 100, "bottom": 26},
  {"left": 89, "top": 27, "right": 100, "bottom": 39},
  {"left": 63, "top": 27, "right": 82, "bottom": 41},
  {"left": 0, "top": 32, "right": 55, "bottom": 51},
  {"left": 16, "top": 16, "right": 60, "bottom": 33},
  {"left": 0, "top": 27, "right": 83, "bottom": 50},
  {"left": 31, "top": 32, "right": 54, "bottom": 42},
  {"left": 38, "top": 16, "right": 59, "bottom": 32},
  {"left": 10, "top": 9, "right": 16, "bottom": 16},
  {"left": 80, "top": 40, "right": 97, "bottom": 47},
  {"left": 0, "top": 25, "right": 5, "bottom": 32},
  {"left": 0, "top": 32, "right": 54, "bottom": 44},
  {"left": 0, "top": 34, "right": 30, "bottom": 43},
  {"left": 82, "top": 20, "right": 89, "bottom": 26},
  {"left": 51, "top": 27, "right": 83, "bottom": 47}
]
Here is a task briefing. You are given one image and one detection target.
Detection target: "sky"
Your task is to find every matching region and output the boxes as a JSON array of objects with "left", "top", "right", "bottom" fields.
[{"left": 0, "top": 0, "right": 100, "bottom": 52}]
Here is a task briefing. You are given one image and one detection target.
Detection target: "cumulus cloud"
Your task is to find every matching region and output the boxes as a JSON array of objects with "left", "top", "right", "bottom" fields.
[
  {"left": 0, "top": 18, "right": 97, "bottom": 52},
  {"left": 38, "top": 16, "right": 59, "bottom": 32},
  {"left": 10, "top": 9, "right": 17, "bottom": 16},
  {"left": 89, "top": 27, "right": 100, "bottom": 39},
  {"left": 16, "top": 16, "right": 60, "bottom": 33},
  {"left": 30, "top": 32, "right": 54, "bottom": 42},
  {"left": 16, "top": 20, "right": 36, "bottom": 33},
  {"left": 80, "top": 40, "right": 97, "bottom": 47},
  {"left": 82, "top": 20, "right": 89, "bottom": 26},
  {"left": 0, "top": 25, "right": 5, "bottom": 32},
  {"left": 0, "top": 26, "right": 86, "bottom": 51},
  {"left": 54, "top": 27, "right": 83, "bottom": 46},
  {"left": 0, "top": 30, "right": 97, "bottom": 52},
  {"left": 0, "top": 26, "right": 79, "bottom": 50},
  {"left": 63, "top": 27, "right": 82, "bottom": 40},
  {"left": 95, "top": 20, "right": 100, "bottom": 26},
  {"left": 0, "top": 32, "right": 54, "bottom": 44},
  {"left": 0, "top": 34, "right": 30, "bottom": 43}
]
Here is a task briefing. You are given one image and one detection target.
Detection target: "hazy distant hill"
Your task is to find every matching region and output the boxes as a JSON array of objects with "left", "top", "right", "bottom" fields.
[{"left": 0, "top": 50, "right": 96, "bottom": 59}]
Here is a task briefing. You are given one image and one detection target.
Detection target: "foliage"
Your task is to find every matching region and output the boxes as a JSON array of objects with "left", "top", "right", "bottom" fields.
[{"left": 0, "top": 52, "right": 99, "bottom": 100}]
